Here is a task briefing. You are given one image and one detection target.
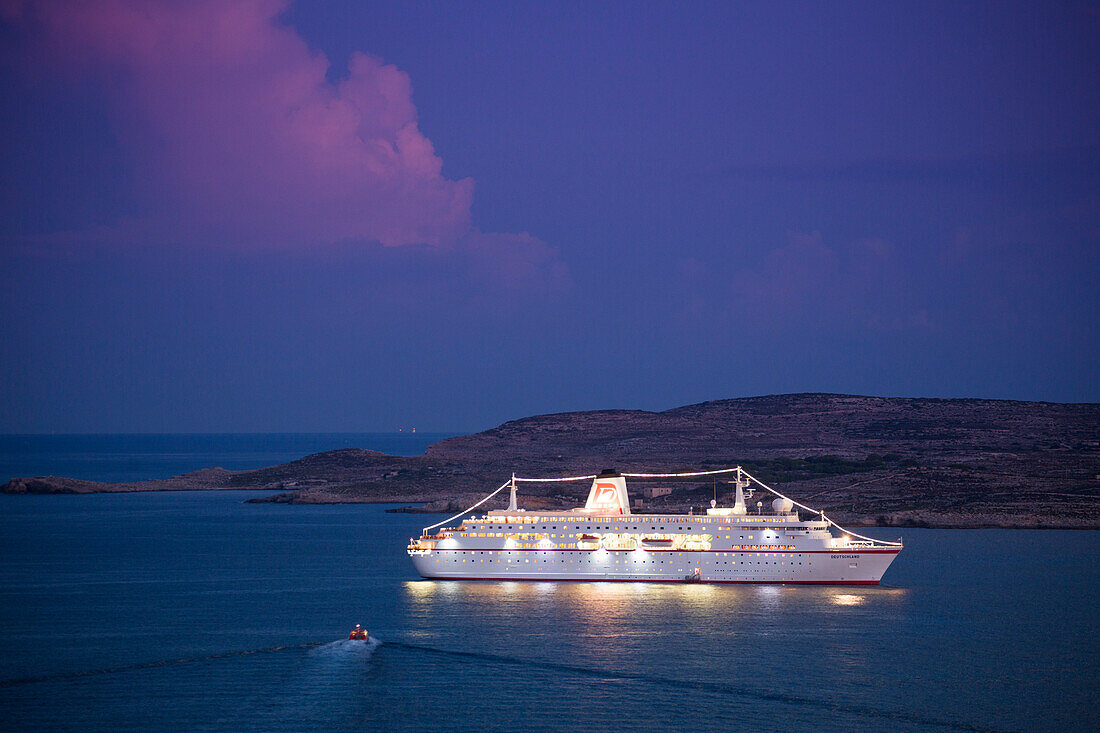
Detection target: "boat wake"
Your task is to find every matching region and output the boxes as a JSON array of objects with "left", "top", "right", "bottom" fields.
[
  {"left": 0, "top": 637, "right": 380, "bottom": 688},
  {"left": 383, "top": 641, "right": 1000, "bottom": 733},
  {"left": 0, "top": 641, "right": 328, "bottom": 688},
  {"left": 308, "top": 637, "right": 381, "bottom": 659}
]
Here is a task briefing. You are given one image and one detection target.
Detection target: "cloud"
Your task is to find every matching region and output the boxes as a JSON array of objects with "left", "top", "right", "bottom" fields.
[
  {"left": 676, "top": 231, "right": 934, "bottom": 333},
  {"left": 4, "top": 0, "right": 562, "bottom": 282},
  {"left": 711, "top": 148, "right": 1100, "bottom": 186}
]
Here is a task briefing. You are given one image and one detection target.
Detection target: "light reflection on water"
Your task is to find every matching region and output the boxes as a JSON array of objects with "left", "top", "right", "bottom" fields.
[
  {"left": 1, "top": 495, "right": 1095, "bottom": 732},
  {"left": 403, "top": 579, "right": 904, "bottom": 616},
  {"left": 391, "top": 579, "right": 952, "bottom": 729},
  {"left": 832, "top": 592, "right": 865, "bottom": 606},
  {"left": 400, "top": 579, "right": 911, "bottom": 655}
]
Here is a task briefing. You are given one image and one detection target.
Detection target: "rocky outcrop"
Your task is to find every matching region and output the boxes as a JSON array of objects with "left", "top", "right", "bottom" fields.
[
  {"left": 4, "top": 394, "right": 1098, "bottom": 527},
  {"left": 2, "top": 468, "right": 237, "bottom": 494}
]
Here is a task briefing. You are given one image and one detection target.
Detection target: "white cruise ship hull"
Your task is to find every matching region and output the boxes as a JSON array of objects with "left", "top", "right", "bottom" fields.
[
  {"left": 406, "top": 470, "right": 902, "bottom": 585},
  {"left": 410, "top": 546, "right": 898, "bottom": 584}
]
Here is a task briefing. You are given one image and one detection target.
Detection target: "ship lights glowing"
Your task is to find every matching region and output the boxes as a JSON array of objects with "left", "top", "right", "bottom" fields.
[{"left": 407, "top": 467, "right": 902, "bottom": 585}]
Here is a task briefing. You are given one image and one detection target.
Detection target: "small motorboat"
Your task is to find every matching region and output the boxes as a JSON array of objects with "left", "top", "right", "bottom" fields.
[{"left": 349, "top": 624, "right": 369, "bottom": 641}]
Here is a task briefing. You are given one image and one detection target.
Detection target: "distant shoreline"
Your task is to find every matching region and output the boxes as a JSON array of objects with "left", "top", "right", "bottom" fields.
[
  {"left": 3, "top": 393, "right": 1097, "bottom": 529},
  {"left": 1, "top": 489, "right": 1095, "bottom": 530},
  {"left": 0, "top": 432, "right": 459, "bottom": 485}
]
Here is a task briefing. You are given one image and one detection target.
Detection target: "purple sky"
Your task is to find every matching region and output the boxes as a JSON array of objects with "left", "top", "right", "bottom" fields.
[{"left": 1, "top": 0, "right": 1097, "bottom": 432}]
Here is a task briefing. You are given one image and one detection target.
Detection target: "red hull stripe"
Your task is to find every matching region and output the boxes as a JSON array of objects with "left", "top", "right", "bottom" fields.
[{"left": 419, "top": 576, "right": 881, "bottom": 585}]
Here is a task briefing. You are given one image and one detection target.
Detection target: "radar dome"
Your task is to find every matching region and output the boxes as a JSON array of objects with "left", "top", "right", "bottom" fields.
[{"left": 772, "top": 497, "right": 794, "bottom": 514}]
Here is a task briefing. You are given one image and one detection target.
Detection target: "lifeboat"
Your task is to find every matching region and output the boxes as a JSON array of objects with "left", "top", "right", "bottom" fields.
[
  {"left": 576, "top": 534, "right": 600, "bottom": 550},
  {"left": 349, "top": 624, "right": 369, "bottom": 641},
  {"left": 641, "top": 536, "right": 675, "bottom": 548}
]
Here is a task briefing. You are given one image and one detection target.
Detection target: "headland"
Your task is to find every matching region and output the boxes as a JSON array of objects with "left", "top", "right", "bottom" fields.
[{"left": 4, "top": 394, "right": 1097, "bottom": 528}]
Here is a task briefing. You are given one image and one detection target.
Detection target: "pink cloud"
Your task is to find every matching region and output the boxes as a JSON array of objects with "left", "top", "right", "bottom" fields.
[
  {"left": 672, "top": 231, "right": 934, "bottom": 333},
  {"left": 6, "top": 0, "right": 561, "bottom": 281},
  {"left": 731, "top": 231, "right": 841, "bottom": 321}
]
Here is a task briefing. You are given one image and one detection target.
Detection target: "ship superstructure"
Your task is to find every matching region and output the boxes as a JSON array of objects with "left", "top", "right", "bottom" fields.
[{"left": 407, "top": 467, "right": 902, "bottom": 584}]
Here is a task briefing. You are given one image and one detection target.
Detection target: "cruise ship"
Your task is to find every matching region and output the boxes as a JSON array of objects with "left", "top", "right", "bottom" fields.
[{"left": 407, "top": 467, "right": 902, "bottom": 584}]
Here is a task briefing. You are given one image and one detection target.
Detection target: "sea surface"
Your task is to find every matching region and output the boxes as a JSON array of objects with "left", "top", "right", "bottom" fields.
[
  {"left": 0, "top": 492, "right": 1096, "bottom": 732},
  {"left": 0, "top": 433, "right": 456, "bottom": 484}
]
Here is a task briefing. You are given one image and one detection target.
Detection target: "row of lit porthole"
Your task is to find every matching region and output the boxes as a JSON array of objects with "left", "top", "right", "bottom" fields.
[
  {"left": 456, "top": 531, "right": 805, "bottom": 545},
  {"left": 440, "top": 557, "right": 810, "bottom": 570},
  {"left": 480, "top": 516, "right": 784, "bottom": 525},
  {"left": 444, "top": 558, "right": 722, "bottom": 570}
]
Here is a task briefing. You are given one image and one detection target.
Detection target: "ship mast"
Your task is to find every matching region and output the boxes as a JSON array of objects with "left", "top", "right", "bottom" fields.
[
  {"left": 419, "top": 464, "right": 902, "bottom": 548},
  {"left": 732, "top": 467, "right": 749, "bottom": 515}
]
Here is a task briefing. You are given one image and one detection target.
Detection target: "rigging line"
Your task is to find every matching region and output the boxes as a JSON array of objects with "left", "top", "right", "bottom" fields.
[
  {"left": 622, "top": 467, "right": 745, "bottom": 478},
  {"left": 819, "top": 516, "right": 903, "bottom": 547},
  {"left": 423, "top": 475, "right": 595, "bottom": 535},
  {"left": 739, "top": 468, "right": 903, "bottom": 547},
  {"left": 514, "top": 475, "right": 597, "bottom": 482},
  {"left": 421, "top": 480, "right": 512, "bottom": 534},
  {"left": 429, "top": 465, "right": 901, "bottom": 547},
  {"left": 737, "top": 468, "right": 821, "bottom": 515}
]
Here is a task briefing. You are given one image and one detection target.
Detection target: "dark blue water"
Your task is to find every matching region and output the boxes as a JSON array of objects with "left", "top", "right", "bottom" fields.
[
  {"left": 0, "top": 433, "right": 456, "bottom": 484},
  {"left": 0, "top": 492, "right": 1096, "bottom": 732}
]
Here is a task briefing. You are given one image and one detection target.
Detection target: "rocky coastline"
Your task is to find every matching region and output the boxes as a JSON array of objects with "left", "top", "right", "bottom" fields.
[{"left": 4, "top": 394, "right": 1098, "bottom": 529}]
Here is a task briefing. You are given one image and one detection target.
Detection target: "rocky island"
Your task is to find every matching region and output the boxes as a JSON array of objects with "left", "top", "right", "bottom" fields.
[{"left": 4, "top": 394, "right": 1098, "bottom": 528}]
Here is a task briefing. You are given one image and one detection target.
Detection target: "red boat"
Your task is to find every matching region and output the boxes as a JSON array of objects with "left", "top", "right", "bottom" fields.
[{"left": 349, "top": 624, "right": 369, "bottom": 641}]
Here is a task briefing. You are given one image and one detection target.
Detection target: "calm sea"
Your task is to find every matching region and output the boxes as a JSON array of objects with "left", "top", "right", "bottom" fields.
[
  {"left": 0, "top": 433, "right": 456, "bottom": 484},
  {"left": 0, "top": 491, "right": 1096, "bottom": 732}
]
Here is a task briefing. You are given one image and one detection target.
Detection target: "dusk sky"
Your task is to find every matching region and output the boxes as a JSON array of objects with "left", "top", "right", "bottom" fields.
[{"left": 1, "top": 0, "right": 1097, "bottom": 433}]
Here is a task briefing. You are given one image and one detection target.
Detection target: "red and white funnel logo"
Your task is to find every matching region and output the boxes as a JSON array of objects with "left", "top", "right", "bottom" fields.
[{"left": 584, "top": 475, "right": 630, "bottom": 514}]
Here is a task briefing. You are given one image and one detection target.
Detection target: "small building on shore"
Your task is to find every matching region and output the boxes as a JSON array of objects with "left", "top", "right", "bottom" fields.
[{"left": 642, "top": 486, "right": 672, "bottom": 499}]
